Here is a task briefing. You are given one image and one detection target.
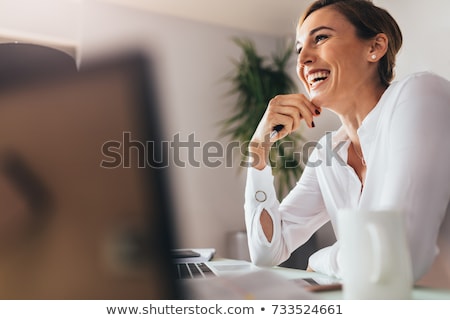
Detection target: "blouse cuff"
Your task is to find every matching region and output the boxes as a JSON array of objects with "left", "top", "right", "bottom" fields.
[{"left": 244, "top": 166, "right": 278, "bottom": 210}]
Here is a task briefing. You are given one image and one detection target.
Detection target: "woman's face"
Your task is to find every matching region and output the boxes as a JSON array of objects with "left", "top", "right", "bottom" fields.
[{"left": 296, "top": 7, "right": 375, "bottom": 108}]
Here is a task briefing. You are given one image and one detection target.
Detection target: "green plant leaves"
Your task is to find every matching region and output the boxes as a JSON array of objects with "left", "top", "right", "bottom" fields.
[{"left": 221, "top": 37, "right": 305, "bottom": 199}]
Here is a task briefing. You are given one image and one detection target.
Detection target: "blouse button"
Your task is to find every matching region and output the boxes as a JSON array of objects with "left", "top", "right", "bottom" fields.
[{"left": 255, "top": 190, "right": 267, "bottom": 202}]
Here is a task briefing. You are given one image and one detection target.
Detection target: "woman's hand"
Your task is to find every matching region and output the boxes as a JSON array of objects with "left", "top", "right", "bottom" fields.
[{"left": 249, "top": 94, "right": 321, "bottom": 170}]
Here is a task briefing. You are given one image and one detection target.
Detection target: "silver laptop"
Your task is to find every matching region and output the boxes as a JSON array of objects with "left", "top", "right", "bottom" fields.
[{"left": 172, "top": 248, "right": 258, "bottom": 279}]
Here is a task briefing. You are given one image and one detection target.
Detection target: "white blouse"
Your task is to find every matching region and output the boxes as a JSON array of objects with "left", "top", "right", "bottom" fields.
[{"left": 244, "top": 72, "right": 450, "bottom": 287}]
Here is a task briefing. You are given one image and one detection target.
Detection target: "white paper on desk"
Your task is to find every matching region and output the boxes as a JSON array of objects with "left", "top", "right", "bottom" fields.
[{"left": 183, "top": 269, "right": 318, "bottom": 300}]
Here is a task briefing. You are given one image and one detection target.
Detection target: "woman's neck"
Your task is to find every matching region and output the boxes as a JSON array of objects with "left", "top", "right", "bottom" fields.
[{"left": 337, "top": 83, "right": 387, "bottom": 144}]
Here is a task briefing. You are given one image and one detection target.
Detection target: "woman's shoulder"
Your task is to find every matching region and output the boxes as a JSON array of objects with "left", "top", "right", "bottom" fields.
[
  {"left": 388, "top": 71, "right": 450, "bottom": 101},
  {"left": 400, "top": 71, "right": 447, "bottom": 81},
  {"left": 395, "top": 71, "right": 449, "bottom": 91}
]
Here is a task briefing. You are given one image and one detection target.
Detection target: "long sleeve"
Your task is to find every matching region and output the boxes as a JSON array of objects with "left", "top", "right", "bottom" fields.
[{"left": 244, "top": 159, "right": 330, "bottom": 267}]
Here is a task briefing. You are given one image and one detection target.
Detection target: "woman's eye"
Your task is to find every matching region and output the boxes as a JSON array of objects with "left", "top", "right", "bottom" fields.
[
  {"left": 314, "top": 34, "right": 328, "bottom": 43},
  {"left": 295, "top": 46, "right": 302, "bottom": 54}
]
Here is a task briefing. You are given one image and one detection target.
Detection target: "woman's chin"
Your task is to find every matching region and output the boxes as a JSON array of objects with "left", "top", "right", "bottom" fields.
[{"left": 310, "top": 93, "right": 326, "bottom": 108}]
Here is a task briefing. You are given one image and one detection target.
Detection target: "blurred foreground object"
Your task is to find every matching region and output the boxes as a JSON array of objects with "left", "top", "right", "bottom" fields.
[
  {"left": 0, "top": 42, "right": 77, "bottom": 89},
  {"left": 0, "top": 47, "right": 180, "bottom": 299}
]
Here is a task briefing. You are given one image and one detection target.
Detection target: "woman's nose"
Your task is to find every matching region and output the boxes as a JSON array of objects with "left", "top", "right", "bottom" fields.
[{"left": 298, "top": 45, "right": 314, "bottom": 67}]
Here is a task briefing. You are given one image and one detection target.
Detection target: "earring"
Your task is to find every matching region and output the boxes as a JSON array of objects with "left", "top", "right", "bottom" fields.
[{"left": 371, "top": 54, "right": 377, "bottom": 60}]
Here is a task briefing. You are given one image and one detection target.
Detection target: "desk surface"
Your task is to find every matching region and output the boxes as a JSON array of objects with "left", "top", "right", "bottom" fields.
[
  {"left": 267, "top": 265, "right": 450, "bottom": 300},
  {"left": 207, "top": 259, "right": 450, "bottom": 300}
]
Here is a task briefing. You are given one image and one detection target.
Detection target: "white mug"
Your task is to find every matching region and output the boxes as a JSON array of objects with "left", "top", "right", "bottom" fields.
[{"left": 338, "top": 209, "right": 413, "bottom": 299}]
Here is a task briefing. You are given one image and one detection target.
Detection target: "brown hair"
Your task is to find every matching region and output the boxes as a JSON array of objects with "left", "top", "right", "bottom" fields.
[{"left": 301, "top": 0, "right": 402, "bottom": 86}]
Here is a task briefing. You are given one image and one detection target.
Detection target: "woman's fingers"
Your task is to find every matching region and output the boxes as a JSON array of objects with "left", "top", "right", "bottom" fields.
[
  {"left": 268, "top": 94, "right": 320, "bottom": 131},
  {"left": 251, "top": 93, "right": 320, "bottom": 144},
  {"left": 268, "top": 113, "right": 295, "bottom": 140},
  {"left": 281, "top": 94, "right": 322, "bottom": 116}
]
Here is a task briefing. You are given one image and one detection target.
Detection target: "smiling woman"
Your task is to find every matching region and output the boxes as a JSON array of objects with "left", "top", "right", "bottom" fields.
[
  {"left": 243, "top": 0, "right": 450, "bottom": 290},
  {"left": 299, "top": 0, "right": 402, "bottom": 87},
  {"left": 295, "top": 4, "right": 399, "bottom": 113}
]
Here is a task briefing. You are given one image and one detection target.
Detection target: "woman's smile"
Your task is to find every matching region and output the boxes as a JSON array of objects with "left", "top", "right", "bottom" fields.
[{"left": 307, "top": 70, "right": 331, "bottom": 90}]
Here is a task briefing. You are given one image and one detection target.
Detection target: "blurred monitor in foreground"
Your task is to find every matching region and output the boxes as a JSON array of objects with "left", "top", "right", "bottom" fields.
[{"left": 0, "top": 51, "right": 181, "bottom": 299}]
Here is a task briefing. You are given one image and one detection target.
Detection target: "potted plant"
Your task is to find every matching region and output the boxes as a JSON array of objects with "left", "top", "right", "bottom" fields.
[{"left": 221, "top": 37, "right": 305, "bottom": 199}]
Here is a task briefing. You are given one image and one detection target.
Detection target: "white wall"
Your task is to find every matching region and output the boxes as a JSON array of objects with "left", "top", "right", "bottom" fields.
[
  {"left": 376, "top": 0, "right": 450, "bottom": 81},
  {"left": 0, "top": 0, "right": 81, "bottom": 58},
  {"left": 79, "top": 1, "right": 286, "bottom": 257}
]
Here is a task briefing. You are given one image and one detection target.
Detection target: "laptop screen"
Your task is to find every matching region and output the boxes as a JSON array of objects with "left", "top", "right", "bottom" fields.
[{"left": 0, "top": 52, "right": 182, "bottom": 299}]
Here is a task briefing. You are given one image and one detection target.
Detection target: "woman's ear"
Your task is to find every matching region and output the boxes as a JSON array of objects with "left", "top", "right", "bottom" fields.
[{"left": 368, "top": 33, "right": 388, "bottom": 62}]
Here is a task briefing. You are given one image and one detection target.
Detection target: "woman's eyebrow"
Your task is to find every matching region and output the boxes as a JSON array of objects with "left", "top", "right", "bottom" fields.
[
  {"left": 296, "top": 25, "right": 335, "bottom": 47},
  {"left": 309, "top": 26, "right": 335, "bottom": 36}
]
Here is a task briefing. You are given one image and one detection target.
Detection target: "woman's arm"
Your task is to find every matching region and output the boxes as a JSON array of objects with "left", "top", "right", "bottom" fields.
[
  {"left": 244, "top": 150, "right": 330, "bottom": 267},
  {"left": 247, "top": 93, "right": 322, "bottom": 242}
]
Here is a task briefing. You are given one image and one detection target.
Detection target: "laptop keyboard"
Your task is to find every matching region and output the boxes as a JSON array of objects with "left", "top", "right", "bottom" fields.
[{"left": 175, "top": 262, "right": 216, "bottom": 279}]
